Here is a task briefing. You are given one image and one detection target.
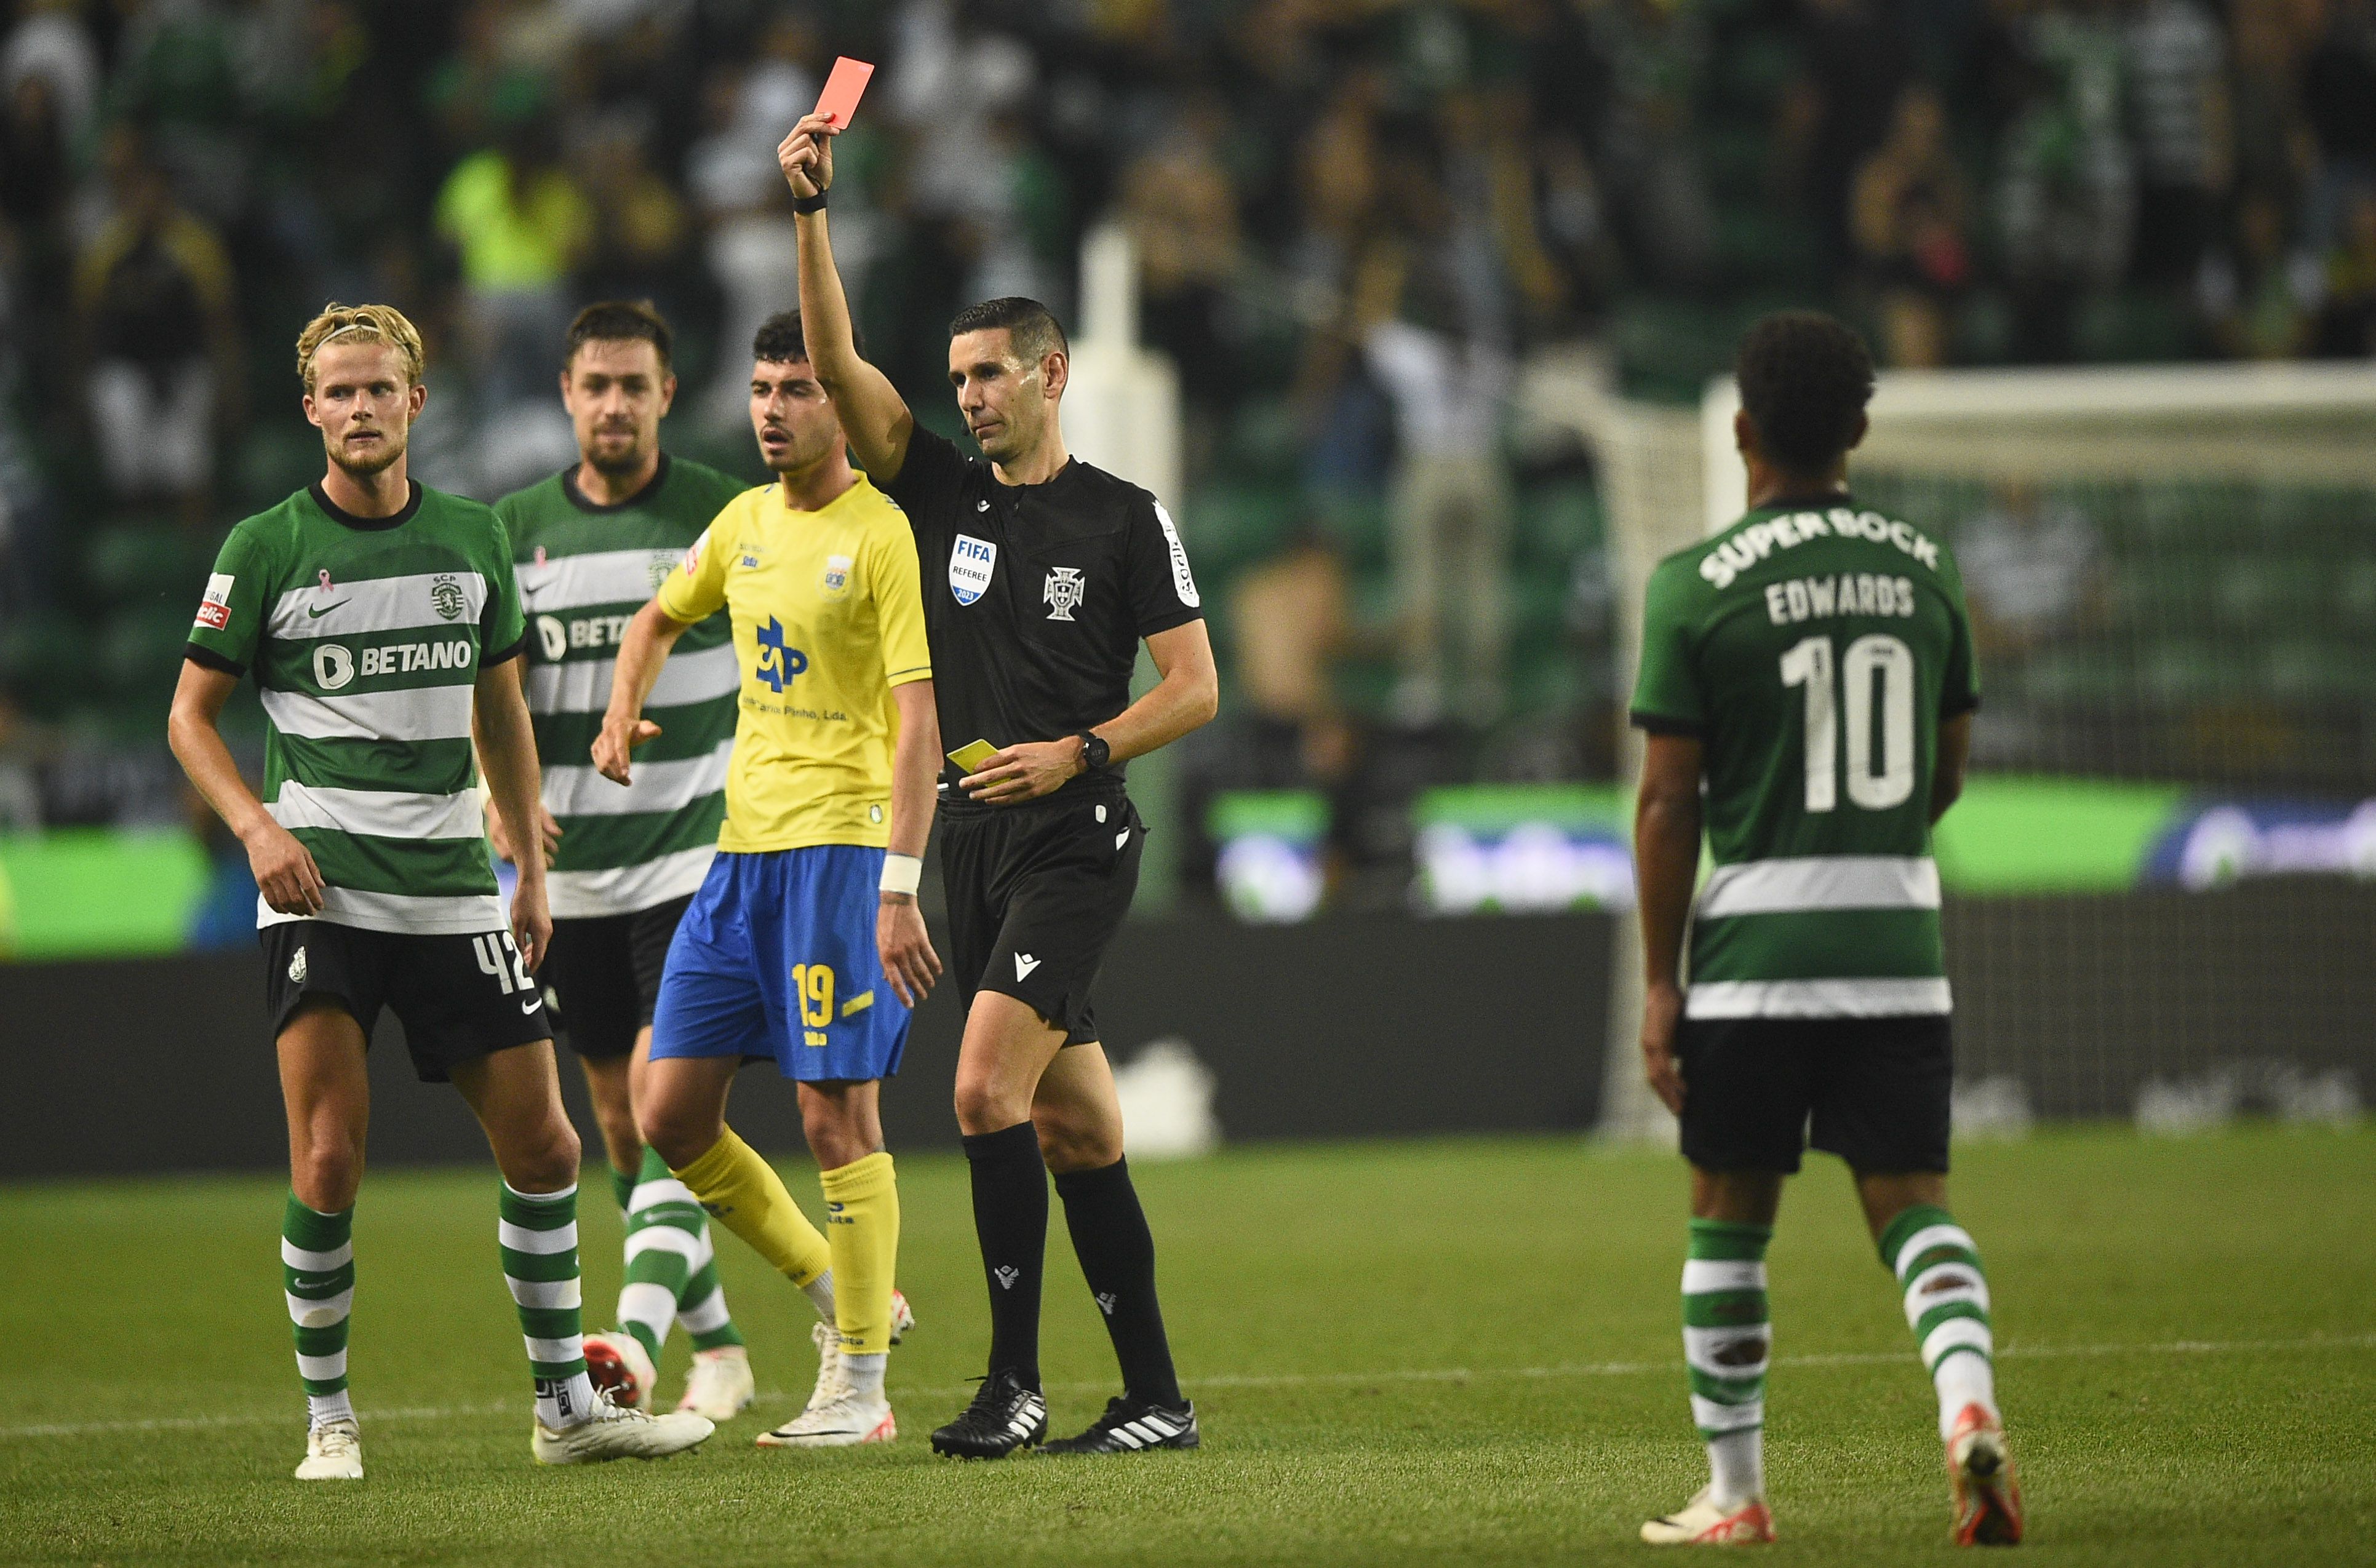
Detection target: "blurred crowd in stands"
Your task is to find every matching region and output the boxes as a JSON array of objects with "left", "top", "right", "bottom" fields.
[{"left": 0, "top": 0, "right": 2369, "bottom": 885}]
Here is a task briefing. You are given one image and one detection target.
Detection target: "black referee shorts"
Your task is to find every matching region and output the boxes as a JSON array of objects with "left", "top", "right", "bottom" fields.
[
  {"left": 939, "top": 787, "right": 1144, "bottom": 1046},
  {"left": 542, "top": 894, "right": 694, "bottom": 1061},
  {"left": 1678, "top": 1013, "right": 1953, "bottom": 1176}
]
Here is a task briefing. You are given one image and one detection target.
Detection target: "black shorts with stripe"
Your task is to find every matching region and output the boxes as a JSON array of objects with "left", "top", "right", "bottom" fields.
[
  {"left": 260, "top": 920, "right": 552, "bottom": 1083},
  {"left": 938, "top": 785, "right": 1143, "bottom": 1046}
]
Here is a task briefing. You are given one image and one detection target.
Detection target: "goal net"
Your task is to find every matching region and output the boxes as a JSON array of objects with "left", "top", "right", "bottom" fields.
[{"left": 1527, "top": 359, "right": 2376, "bottom": 1139}]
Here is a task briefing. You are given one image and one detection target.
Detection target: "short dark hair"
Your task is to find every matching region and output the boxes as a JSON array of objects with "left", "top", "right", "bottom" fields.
[
  {"left": 565, "top": 300, "right": 672, "bottom": 372},
  {"left": 948, "top": 296, "right": 1068, "bottom": 365},
  {"left": 752, "top": 310, "right": 808, "bottom": 366},
  {"left": 1734, "top": 311, "right": 1874, "bottom": 476}
]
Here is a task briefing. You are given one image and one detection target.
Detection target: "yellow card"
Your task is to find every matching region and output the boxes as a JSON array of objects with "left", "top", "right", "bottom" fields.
[{"left": 947, "top": 739, "right": 1001, "bottom": 774}]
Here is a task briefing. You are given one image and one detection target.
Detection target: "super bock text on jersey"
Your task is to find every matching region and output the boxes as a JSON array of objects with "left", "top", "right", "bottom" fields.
[
  {"left": 879, "top": 426, "right": 1202, "bottom": 1043},
  {"left": 186, "top": 479, "right": 554, "bottom": 1077},
  {"left": 1632, "top": 494, "right": 1980, "bottom": 1174}
]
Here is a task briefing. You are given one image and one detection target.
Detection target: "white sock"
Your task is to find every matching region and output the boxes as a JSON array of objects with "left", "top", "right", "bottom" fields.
[
  {"left": 1935, "top": 1349, "right": 1998, "bottom": 1441},
  {"left": 307, "top": 1390, "right": 356, "bottom": 1429},
  {"left": 803, "top": 1267, "right": 835, "bottom": 1323},
  {"left": 1707, "top": 1427, "right": 1764, "bottom": 1506},
  {"left": 540, "top": 1371, "right": 599, "bottom": 1429},
  {"left": 842, "top": 1351, "right": 887, "bottom": 1401}
]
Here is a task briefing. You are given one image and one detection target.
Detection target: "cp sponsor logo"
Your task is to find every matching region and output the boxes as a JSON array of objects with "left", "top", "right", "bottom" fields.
[{"left": 754, "top": 617, "right": 809, "bottom": 693}]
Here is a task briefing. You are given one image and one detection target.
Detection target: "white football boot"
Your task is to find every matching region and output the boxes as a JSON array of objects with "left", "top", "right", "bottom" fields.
[
  {"left": 294, "top": 1418, "right": 363, "bottom": 1481},
  {"left": 754, "top": 1321, "right": 894, "bottom": 1447},
  {"left": 1640, "top": 1487, "right": 1777, "bottom": 1545},
  {"left": 532, "top": 1388, "right": 713, "bottom": 1465},
  {"left": 676, "top": 1344, "right": 755, "bottom": 1420},
  {"left": 581, "top": 1330, "right": 657, "bottom": 1412},
  {"left": 890, "top": 1288, "right": 915, "bottom": 1343}
]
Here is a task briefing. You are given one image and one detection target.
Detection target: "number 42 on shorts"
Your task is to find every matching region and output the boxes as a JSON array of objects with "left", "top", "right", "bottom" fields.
[{"left": 472, "top": 933, "right": 535, "bottom": 996}]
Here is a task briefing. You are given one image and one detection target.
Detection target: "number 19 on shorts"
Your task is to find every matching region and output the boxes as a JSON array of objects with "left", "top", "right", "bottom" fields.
[
  {"left": 792, "top": 962, "right": 835, "bottom": 1047},
  {"left": 1780, "top": 633, "right": 1916, "bottom": 811}
]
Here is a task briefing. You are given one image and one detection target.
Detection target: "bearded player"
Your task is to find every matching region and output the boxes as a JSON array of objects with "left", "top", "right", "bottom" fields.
[
  {"left": 1630, "top": 312, "right": 2019, "bottom": 1546},
  {"left": 601, "top": 311, "right": 938, "bottom": 1447},
  {"left": 492, "top": 301, "right": 755, "bottom": 1420}
]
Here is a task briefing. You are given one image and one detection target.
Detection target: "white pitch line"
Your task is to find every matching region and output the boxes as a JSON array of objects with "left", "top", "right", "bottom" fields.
[{"left": 3, "top": 1332, "right": 2368, "bottom": 1443}]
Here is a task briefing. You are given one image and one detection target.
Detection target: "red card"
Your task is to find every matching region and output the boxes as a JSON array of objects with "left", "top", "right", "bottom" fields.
[{"left": 814, "top": 57, "right": 874, "bottom": 128}]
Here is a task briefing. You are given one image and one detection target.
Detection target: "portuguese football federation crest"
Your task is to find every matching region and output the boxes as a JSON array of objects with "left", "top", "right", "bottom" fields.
[
  {"left": 429, "top": 574, "right": 466, "bottom": 621},
  {"left": 1043, "top": 566, "right": 1085, "bottom": 621}
]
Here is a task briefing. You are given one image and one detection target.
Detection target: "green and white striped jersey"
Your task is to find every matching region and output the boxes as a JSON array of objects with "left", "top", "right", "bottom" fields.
[
  {"left": 496, "top": 456, "right": 747, "bottom": 918},
  {"left": 186, "top": 481, "right": 525, "bottom": 936},
  {"left": 1630, "top": 495, "right": 1981, "bottom": 1019}
]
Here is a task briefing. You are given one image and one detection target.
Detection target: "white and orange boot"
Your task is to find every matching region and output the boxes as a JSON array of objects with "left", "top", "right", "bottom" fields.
[
  {"left": 1945, "top": 1403, "right": 2024, "bottom": 1545},
  {"left": 1641, "top": 1489, "right": 1777, "bottom": 1545}
]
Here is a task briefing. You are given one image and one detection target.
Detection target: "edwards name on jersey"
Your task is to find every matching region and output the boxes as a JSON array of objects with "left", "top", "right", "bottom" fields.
[
  {"left": 499, "top": 455, "right": 748, "bottom": 918},
  {"left": 186, "top": 480, "right": 526, "bottom": 936},
  {"left": 1630, "top": 496, "right": 1980, "bottom": 1021}
]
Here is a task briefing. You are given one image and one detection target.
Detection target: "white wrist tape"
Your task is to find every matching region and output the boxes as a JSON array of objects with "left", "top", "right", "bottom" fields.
[{"left": 879, "top": 853, "right": 923, "bottom": 897}]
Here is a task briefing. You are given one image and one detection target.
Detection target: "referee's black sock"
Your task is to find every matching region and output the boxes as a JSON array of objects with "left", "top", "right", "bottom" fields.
[
  {"left": 1054, "top": 1156, "right": 1182, "bottom": 1408},
  {"left": 962, "top": 1120, "right": 1047, "bottom": 1389}
]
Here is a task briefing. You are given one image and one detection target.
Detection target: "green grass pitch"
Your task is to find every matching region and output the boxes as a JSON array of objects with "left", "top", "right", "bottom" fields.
[{"left": 3, "top": 1125, "right": 2371, "bottom": 1566}]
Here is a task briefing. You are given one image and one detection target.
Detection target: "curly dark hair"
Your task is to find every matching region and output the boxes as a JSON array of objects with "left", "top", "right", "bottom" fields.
[
  {"left": 1734, "top": 311, "right": 1875, "bottom": 476},
  {"left": 565, "top": 300, "right": 672, "bottom": 372},
  {"left": 947, "top": 296, "right": 1068, "bottom": 365},
  {"left": 751, "top": 309, "right": 863, "bottom": 365}
]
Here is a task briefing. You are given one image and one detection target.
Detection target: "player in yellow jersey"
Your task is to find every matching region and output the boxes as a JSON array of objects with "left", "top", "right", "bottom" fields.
[{"left": 593, "top": 311, "right": 940, "bottom": 1447}]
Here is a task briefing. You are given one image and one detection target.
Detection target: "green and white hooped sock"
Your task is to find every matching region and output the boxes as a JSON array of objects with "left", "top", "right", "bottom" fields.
[
  {"left": 1683, "top": 1218, "right": 1772, "bottom": 1506},
  {"left": 499, "top": 1182, "right": 596, "bottom": 1428},
  {"left": 618, "top": 1147, "right": 745, "bottom": 1359},
  {"left": 1881, "top": 1203, "right": 1998, "bottom": 1441},
  {"left": 282, "top": 1194, "right": 356, "bottom": 1430},
  {"left": 609, "top": 1164, "right": 637, "bottom": 1216}
]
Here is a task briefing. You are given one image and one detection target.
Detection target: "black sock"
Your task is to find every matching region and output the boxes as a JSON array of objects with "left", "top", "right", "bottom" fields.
[
  {"left": 963, "top": 1121, "right": 1047, "bottom": 1389},
  {"left": 1054, "top": 1156, "right": 1182, "bottom": 1408}
]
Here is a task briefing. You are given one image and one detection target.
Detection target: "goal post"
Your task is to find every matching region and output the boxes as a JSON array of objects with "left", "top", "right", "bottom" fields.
[{"left": 1523, "top": 356, "right": 2376, "bottom": 1139}]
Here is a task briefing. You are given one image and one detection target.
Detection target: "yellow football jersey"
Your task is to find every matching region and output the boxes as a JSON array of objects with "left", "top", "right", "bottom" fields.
[{"left": 656, "top": 474, "right": 930, "bottom": 852}]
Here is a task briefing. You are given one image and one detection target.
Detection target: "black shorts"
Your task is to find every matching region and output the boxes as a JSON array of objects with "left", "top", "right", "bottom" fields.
[
  {"left": 939, "top": 787, "right": 1144, "bottom": 1046},
  {"left": 542, "top": 894, "right": 694, "bottom": 1061},
  {"left": 1678, "top": 1013, "right": 1953, "bottom": 1176},
  {"left": 260, "top": 921, "right": 552, "bottom": 1083}
]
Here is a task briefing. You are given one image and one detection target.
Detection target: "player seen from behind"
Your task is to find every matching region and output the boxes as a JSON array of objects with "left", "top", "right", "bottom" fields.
[
  {"left": 606, "top": 310, "right": 938, "bottom": 1447},
  {"left": 493, "top": 301, "right": 755, "bottom": 1422},
  {"left": 784, "top": 112, "right": 1221, "bottom": 1459},
  {"left": 167, "top": 304, "right": 715, "bottom": 1479},
  {"left": 1629, "top": 312, "right": 2019, "bottom": 1546}
]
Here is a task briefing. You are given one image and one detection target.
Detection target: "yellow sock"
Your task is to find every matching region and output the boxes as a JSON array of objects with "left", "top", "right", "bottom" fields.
[
  {"left": 672, "top": 1129, "right": 831, "bottom": 1287},
  {"left": 818, "top": 1152, "right": 900, "bottom": 1355}
]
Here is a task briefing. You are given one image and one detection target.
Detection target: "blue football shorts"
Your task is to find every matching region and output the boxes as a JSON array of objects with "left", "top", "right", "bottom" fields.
[{"left": 649, "top": 846, "right": 910, "bottom": 1082}]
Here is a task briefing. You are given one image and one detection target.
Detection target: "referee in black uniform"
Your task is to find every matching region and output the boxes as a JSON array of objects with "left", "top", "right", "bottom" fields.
[{"left": 782, "top": 114, "right": 1220, "bottom": 1458}]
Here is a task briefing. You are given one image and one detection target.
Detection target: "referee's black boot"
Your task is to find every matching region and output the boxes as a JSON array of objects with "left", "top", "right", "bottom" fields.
[
  {"left": 1041, "top": 1395, "right": 1200, "bottom": 1455},
  {"left": 929, "top": 1369, "right": 1047, "bottom": 1459}
]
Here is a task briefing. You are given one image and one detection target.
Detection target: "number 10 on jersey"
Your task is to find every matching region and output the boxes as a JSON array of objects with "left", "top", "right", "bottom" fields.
[{"left": 1779, "top": 634, "right": 1916, "bottom": 811}]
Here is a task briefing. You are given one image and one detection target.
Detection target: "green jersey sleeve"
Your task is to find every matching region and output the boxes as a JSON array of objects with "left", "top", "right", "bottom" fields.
[
  {"left": 482, "top": 521, "right": 528, "bottom": 663},
  {"left": 1629, "top": 555, "right": 1707, "bottom": 736},
  {"left": 186, "top": 523, "right": 274, "bottom": 674}
]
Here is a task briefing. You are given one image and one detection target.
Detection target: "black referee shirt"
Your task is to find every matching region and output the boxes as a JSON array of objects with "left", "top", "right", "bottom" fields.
[{"left": 880, "top": 425, "right": 1204, "bottom": 802}]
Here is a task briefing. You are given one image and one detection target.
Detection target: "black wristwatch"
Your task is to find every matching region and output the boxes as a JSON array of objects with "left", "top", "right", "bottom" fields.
[{"left": 1074, "top": 731, "right": 1111, "bottom": 773}]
